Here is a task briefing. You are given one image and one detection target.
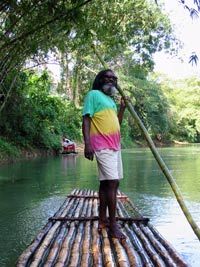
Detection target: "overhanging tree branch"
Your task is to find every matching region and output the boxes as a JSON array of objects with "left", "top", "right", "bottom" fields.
[{"left": 0, "top": 0, "right": 93, "bottom": 51}]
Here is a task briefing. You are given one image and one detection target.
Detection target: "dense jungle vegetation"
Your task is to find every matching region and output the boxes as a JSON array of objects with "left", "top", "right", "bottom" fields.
[{"left": 0, "top": 0, "right": 199, "bottom": 161}]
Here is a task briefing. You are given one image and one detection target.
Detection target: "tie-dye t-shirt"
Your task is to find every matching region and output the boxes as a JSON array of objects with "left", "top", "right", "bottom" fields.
[{"left": 82, "top": 90, "right": 120, "bottom": 151}]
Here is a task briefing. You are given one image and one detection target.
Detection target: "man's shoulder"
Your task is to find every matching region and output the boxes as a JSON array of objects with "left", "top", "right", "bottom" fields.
[
  {"left": 85, "top": 90, "right": 105, "bottom": 104},
  {"left": 86, "top": 89, "right": 102, "bottom": 97}
]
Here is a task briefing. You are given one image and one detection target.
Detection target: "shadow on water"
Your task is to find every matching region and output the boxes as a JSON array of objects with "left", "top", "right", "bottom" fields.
[{"left": 0, "top": 146, "right": 200, "bottom": 266}]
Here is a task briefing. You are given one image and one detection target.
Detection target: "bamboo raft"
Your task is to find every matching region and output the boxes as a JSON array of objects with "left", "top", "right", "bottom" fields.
[{"left": 17, "top": 189, "right": 188, "bottom": 267}]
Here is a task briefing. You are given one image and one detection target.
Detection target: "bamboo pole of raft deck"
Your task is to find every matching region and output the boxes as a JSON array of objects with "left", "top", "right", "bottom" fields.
[
  {"left": 132, "top": 223, "right": 168, "bottom": 267},
  {"left": 28, "top": 197, "right": 78, "bottom": 267},
  {"left": 118, "top": 201, "right": 175, "bottom": 267},
  {"left": 118, "top": 200, "right": 187, "bottom": 266},
  {"left": 43, "top": 227, "right": 67, "bottom": 267},
  {"left": 101, "top": 228, "right": 115, "bottom": 267},
  {"left": 29, "top": 190, "right": 84, "bottom": 267},
  {"left": 47, "top": 191, "right": 88, "bottom": 265},
  {"left": 107, "top": 202, "right": 129, "bottom": 267},
  {"left": 92, "top": 46, "right": 200, "bottom": 242},
  {"left": 76, "top": 189, "right": 93, "bottom": 267},
  {"left": 49, "top": 190, "right": 81, "bottom": 267},
  {"left": 91, "top": 190, "right": 115, "bottom": 267},
  {"left": 112, "top": 200, "right": 142, "bottom": 267},
  {"left": 67, "top": 189, "right": 91, "bottom": 267},
  {"left": 116, "top": 199, "right": 154, "bottom": 266},
  {"left": 124, "top": 224, "right": 153, "bottom": 267},
  {"left": 54, "top": 193, "right": 86, "bottom": 267},
  {"left": 147, "top": 223, "right": 188, "bottom": 266},
  {"left": 92, "top": 199, "right": 103, "bottom": 266},
  {"left": 111, "top": 238, "right": 129, "bottom": 267},
  {"left": 56, "top": 191, "right": 87, "bottom": 267},
  {"left": 81, "top": 194, "right": 93, "bottom": 267},
  {"left": 43, "top": 190, "right": 83, "bottom": 267},
  {"left": 139, "top": 224, "right": 186, "bottom": 267},
  {"left": 54, "top": 224, "right": 75, "bottom": 267},
  {"left": 92, "top": 193, "right": 103, "bottom": 266},
  {"left": 68, "top": 223, "right": 84, "bottom": 266},
  {"left": 117, "top": 201, "right": 152, "bottom": 267},
  {"left": 116, "top": 228, "right": 143, "bottom": 265}
]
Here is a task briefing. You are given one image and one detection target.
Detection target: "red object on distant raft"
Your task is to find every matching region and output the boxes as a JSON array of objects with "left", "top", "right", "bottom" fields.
[
  {"left": 62, "top": 138, "right": 77, "bottom": 154},
  {"left": 63, "top": 143, "right": 76, "bottom": 153}
]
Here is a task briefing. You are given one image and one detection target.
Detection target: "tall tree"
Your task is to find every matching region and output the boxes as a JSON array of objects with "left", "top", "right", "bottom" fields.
[{"left": 0, "top": 0, "right": 175, "bottom": 112}]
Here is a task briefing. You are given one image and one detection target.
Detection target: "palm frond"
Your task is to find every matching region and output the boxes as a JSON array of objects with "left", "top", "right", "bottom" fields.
[
  {"left": 189, "top": 53, "right": 199, "bottom": 66},
  {"left": 194, "top": 0, "right": 200, "bottom": 10},
  {"left": 190, "top": 8, "right": 199, "bottom": 19}
]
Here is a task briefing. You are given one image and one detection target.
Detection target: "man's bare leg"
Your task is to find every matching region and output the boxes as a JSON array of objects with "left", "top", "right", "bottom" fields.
[
  {"left": 107, "top": 180, "right": 125, "bottom": 239},
  {"left": 98, "top": 180, "right": 109, "bottom": 232}
]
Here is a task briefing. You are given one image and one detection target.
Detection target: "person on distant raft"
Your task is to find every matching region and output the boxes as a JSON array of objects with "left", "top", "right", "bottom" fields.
[{"left": 82, "top": 69, "right": 127, "bottom": 240}]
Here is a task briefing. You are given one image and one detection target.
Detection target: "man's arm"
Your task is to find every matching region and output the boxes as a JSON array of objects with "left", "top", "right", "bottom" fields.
[
  {"left": 118, "top": 97, "right": 126, "bottom": 125},
  {"left": 82, "top": 115, "right": 94, "bottom": 160}
]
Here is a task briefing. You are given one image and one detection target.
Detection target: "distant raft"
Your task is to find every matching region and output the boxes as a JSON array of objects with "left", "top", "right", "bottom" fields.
[{"left": 17, "top": 189, "right": 188, "bottom": 267}]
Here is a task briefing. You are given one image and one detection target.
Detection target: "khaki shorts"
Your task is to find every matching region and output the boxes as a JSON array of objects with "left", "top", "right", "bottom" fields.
[{"left": 94, "top": 149, "right": 123, "bottom": 181}]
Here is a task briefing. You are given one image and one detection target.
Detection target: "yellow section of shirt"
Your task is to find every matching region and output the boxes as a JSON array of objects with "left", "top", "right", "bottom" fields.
[{"left": 90, "top": 108, "right": 120, "bottom": 135}]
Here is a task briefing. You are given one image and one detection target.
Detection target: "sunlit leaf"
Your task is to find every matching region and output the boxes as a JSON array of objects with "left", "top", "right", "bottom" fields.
[
  {"left": 194, "top": 0, "right": 200, "bottom": 9},
  {"left": 189, "top": 53, "right": 199, "bottom": 65},
  {"left": 184, "top": 5, "right": 190, "bottom": 12},
  {"left": 190, "top": 8, "right": 199, "bottom": 19}
]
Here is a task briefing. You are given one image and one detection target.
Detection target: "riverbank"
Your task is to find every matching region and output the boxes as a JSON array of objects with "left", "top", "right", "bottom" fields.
[
  {"left": 0, "top": 142, "right": 85, "bottom": 166},
  {"left": 0, "top": 139, "right": 193, "bottom": 166},
  {"left": 0, "top": 148, "right": 57, "bottom": 165}
]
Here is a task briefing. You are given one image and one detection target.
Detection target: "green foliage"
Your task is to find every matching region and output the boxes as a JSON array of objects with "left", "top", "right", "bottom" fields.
[
  {"left": 55, "top": 0, "right": 176, "bottom": 106},
  {"left": 61, "top": 103, "right": 82, "bottom": 142},
  {"left": 159, "top": 76, "right": 200, "bottom": 143},
  {"left": 117, "top": 67, "right": 171, "bottom": 142},
  {"left": 120, "top": 115, "right": 136, "bottom": 148},
  {"left": 0, "top": 70, "right": 82, "bottom": 152},
  {"left": 0, "top": 138, "right": 19, "bottom": 160},
  {"left": 0, "top": 0, "right": 176, "bottom": 112}
]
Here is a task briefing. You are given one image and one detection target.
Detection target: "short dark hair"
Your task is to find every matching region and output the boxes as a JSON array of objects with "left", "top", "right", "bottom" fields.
[{"left": 92, "top": 69, "right": 114, "bottom": 90}]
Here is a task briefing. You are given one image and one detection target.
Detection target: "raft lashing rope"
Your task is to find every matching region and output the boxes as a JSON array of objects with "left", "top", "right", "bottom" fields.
[{"left": 17, "top": 189, "right": 188, "bottom": 267}]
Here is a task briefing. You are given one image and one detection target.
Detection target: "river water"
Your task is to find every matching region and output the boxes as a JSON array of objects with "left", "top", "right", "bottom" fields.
[{"left": 0, "top": 146, "right": 200, "bottom": 266}]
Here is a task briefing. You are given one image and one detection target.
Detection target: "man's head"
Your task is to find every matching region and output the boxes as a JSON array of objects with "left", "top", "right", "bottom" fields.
[{"left": 92, "top": 69, "right": 118, "bottom": 96}]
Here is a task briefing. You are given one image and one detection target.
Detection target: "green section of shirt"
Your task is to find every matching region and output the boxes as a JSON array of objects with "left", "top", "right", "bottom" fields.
[{"left": 82, "top": 90, "right": 117, "bottom": 117}]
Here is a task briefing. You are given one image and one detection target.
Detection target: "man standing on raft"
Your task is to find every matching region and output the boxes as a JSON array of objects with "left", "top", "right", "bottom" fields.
[{"left": 82, "top": 69, "right": 126, "bottom": 240}]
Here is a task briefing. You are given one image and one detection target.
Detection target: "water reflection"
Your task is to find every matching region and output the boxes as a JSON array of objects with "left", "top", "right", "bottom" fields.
[
  {"left": 61, "top": 154, "right": 77, "bottom": 172},
  {"left": 0, "top": 146, "right": 200, "bottom": 266}
]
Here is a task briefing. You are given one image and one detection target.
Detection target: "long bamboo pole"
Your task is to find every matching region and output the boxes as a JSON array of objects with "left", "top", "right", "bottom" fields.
[
  {"left": 117, "top": 85, "right": 200, "bottom": 241},
  {"left": 92, "top": 46, "right": 200, "bottom": 242}
]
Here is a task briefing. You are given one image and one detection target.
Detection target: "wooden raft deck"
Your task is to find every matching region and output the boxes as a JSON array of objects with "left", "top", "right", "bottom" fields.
[{"left": 17, "top": 189, "right": 188, "bottom": 267}]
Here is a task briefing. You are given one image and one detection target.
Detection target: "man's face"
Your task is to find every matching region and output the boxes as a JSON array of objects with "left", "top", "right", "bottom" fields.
[
  {"left": 101, "top": 71, "right": 117, "bottom": 87},
  {"left": 100, "top": 71, "right": 118, "bottom": 96}
]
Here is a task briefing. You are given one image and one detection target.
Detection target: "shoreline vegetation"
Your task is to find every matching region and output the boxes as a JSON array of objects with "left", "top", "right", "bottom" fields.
[
  {"left": 1, "top": 71, "right": 200, "bottom": 168},
  {"left": 0, "top": 141, "right": 85, "bottom": 165},
  {"left": 0, "top": 139, "right": 193, "bottom": 166}
]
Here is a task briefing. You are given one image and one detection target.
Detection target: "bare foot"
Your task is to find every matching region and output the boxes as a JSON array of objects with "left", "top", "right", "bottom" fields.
[
  {"left": 98, "top": 218, "right": 109, "bottom": 233},
  {"left": 109, "top": 223, "right": 126, "bottom": 240}
]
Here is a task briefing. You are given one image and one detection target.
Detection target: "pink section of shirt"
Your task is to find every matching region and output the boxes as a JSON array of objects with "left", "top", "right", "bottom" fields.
[{"left": 90, "top": 132, "right": 121, "bottom": 151}]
